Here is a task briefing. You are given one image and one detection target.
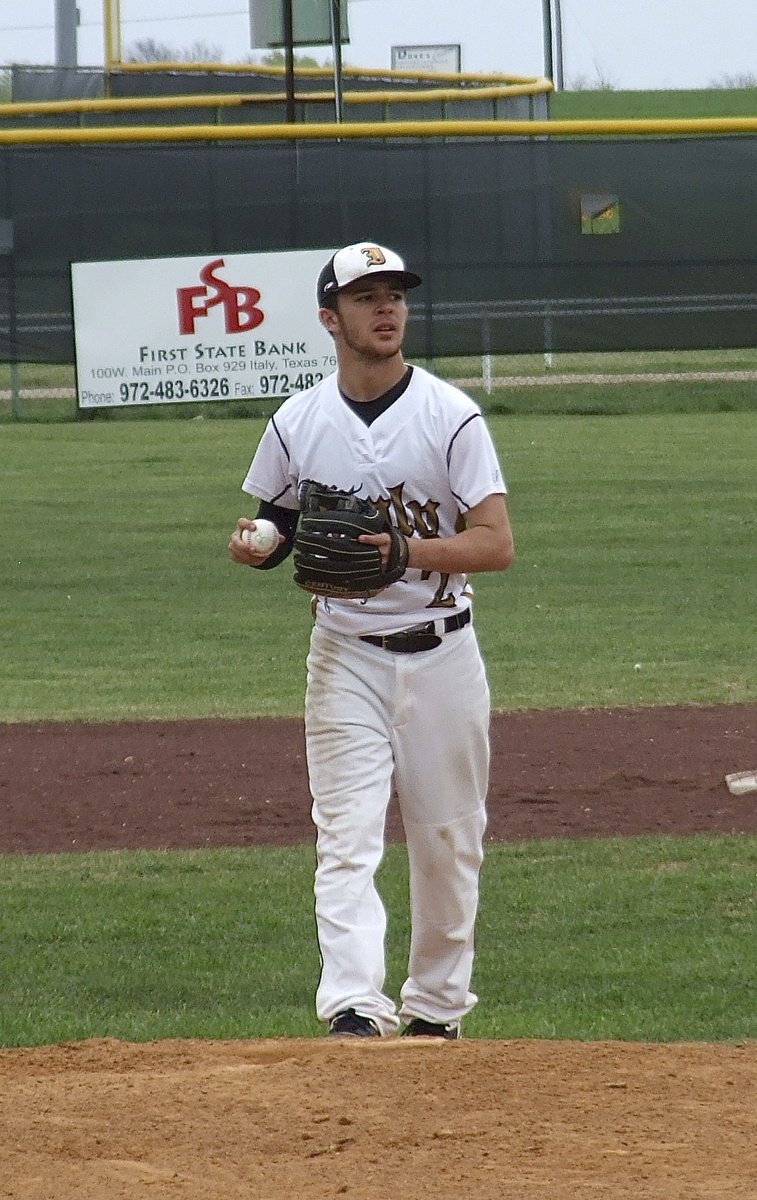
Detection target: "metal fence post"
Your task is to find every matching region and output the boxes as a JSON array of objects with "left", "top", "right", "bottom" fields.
[
  {"left": 10, "top": 359, "right": 22, "bottom": 419},
  {"left": 1, "top": 221, "right": 22, "bottom": 418},
  {"left": 482, "top": 317, "right": 493, "bottom": 395}
]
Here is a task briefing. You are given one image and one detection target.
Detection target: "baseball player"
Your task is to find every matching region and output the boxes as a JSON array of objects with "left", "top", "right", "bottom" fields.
[{"left": 229, "top": 241, "right": 514, "bottom": 1038}]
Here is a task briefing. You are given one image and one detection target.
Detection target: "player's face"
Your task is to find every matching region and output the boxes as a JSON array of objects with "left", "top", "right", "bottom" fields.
[{"left": 324, "top": 276, "right": 409, "bottom": 362}]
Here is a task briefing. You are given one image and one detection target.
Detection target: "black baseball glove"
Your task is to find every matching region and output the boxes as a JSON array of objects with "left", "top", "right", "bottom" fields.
[{"left": 293, "top": 480, "right": 409, "bottom": 599}]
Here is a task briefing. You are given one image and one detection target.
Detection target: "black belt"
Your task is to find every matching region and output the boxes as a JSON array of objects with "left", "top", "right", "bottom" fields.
[{"left": 359, "top": 607, "right": 471, "bottom": 653}]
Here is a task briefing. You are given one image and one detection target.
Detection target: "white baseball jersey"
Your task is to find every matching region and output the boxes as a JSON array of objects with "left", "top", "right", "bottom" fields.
[{"left": 242, "top": 364, "right": 507, "bottom": 637}]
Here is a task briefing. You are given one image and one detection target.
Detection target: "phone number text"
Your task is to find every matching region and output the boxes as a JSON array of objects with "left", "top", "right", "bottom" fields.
[{"left": 118, "top": 372, "right": 325, "bottom": 403}]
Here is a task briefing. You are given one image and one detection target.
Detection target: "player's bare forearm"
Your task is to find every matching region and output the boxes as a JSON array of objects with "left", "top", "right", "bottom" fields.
[
  {"left": 414, "top": 493, "right": 513, "bottom": 574},
  {"left": 408, "top": 524, "right": 513, "bottom": 574},
  {"left": 361, "top": 494, "right": 514, "bottom": 575}
]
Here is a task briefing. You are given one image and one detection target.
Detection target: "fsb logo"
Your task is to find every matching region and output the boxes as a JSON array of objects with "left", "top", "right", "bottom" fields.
[{"left": 177, "top": 258, "right": 265, "bottom": 334}]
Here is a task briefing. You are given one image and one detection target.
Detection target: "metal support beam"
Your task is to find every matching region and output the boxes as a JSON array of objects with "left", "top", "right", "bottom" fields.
[
  {"left": 542, "top": 0, "right": 565, "bottom": 90},
  {"left": 330, "top": 0, "right": 344, "bottom": 123},
  {"left": 283, "top": 0, "right": 296, "bottom": 123},
  {"left": 553, "top": 0, "right": 565, "bottom": 90},
  {"left": 542, "top": 0, "right": 554, "bottom": 83},
  {"left": 55, "top": 0, "right": 78, "bottom": 68}
]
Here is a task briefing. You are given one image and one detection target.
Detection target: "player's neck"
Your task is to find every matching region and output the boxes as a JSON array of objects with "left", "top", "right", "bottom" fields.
[{"left": 336, "top": 353, "right": 407, "bottom": 403}]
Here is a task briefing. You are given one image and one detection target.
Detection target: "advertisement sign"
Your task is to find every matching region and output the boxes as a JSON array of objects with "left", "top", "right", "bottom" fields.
[
  {"left": 71, "top": 249, "right": 337, "bottom": 409},
  {"left": 391, "top": 45, "right": 461, "bottom": 73},
  {"left": 249, "top": 0, "right": 349, "bottom": 48}
]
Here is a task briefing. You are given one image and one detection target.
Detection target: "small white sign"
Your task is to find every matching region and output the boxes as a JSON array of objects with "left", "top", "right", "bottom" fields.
[
  {"left": 71, "top": 248, "right": 337, "bottom": 408},
  {"left": 391, "top": 44, "right": 461, "bottom": 73}
]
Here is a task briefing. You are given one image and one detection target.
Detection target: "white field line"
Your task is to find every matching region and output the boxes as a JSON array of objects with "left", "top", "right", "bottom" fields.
[
  {"left": 0, "top": 387, "right": 77, "bottom": 399},
  {"left": 454, "top": 370, "right": 757, "bottom": 388}
]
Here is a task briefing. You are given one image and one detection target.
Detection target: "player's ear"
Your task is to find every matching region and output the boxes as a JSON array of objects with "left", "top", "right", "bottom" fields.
[{"left": 319, "top": 305, "right": 339, "bottom": 335}]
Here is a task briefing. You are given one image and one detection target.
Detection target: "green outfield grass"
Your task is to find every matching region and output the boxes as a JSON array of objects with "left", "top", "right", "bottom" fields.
[
  {"left": 1, "top": 835, "right": 754, "bottom": 1048},
  {"left": 551, "top": 87, "right": 757, "bottom": 120},
  {"left": 1, "top": 410, "right": 754, "bottom": 721}
]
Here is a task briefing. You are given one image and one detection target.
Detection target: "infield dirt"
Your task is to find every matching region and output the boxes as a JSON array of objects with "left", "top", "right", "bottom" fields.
[{"left": 1, "top": 703, "right": 755, "bottom": 1199}]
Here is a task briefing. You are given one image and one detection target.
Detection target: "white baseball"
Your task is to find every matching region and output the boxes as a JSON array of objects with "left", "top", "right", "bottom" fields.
[{"left": 242, "top": 520, "right": 279, "bottom": 554}]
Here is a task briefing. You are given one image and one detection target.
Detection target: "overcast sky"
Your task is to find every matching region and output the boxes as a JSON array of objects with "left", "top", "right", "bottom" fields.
[{"left": 1, "top": 1, "right": 755, "bottom": 90}]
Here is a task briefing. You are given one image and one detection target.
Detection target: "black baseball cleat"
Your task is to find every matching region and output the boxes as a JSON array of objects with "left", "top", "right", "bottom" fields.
[
  {"left": 401, "top": 1017, "right": 461, "bottom": 1040},
  {"left": 328, "top": 1009, "right": 381, "bottom": 1038}
]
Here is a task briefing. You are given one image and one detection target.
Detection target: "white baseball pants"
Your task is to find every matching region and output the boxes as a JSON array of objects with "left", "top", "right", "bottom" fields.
[{"left": 305, "top": 622, "right": 490, "bottom": 1036}]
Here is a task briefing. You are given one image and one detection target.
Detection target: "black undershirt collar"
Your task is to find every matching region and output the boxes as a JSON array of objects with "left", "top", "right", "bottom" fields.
[{"left": 340, "top": 365, "right": 414, "bottom": 426}]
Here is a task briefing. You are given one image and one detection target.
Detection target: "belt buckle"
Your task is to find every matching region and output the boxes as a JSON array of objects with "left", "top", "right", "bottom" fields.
[
  {"left": 410, "top": 632, "right": 442, "bottom": 651},
  {"left": 384, "top": 626, "right": 441, "bottom": 652},
  {"left": 407, "top": 620, "right": 436, "bottom": 636}
]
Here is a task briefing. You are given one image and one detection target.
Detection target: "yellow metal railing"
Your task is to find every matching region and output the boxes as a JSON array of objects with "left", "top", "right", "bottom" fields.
[
  {"left": 2, "top": 117, "right": 757, "bottom": 145},
  {"left": 112, "top": 60, "right": 546, "bottom": 86},
  {"left": 0, "top": 58, "right": 551, "bottom": 132},
  {"left": 0, "top": 83, "right": 549, "bottom": 119}
]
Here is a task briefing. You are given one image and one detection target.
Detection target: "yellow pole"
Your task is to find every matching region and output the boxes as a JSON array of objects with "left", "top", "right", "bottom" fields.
[{"left": 102, "top": 0, "right": 122, "bottom": 69}]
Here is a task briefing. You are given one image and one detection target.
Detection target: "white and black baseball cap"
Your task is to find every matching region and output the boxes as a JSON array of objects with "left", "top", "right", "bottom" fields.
[{"left": 317, "top": 241, "right": 422, "bottom": 307}]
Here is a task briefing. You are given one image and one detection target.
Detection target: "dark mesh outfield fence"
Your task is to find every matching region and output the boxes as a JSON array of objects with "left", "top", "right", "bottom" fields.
[{"left": 1, "top": 136, "right": 756, "bottom": 365}]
